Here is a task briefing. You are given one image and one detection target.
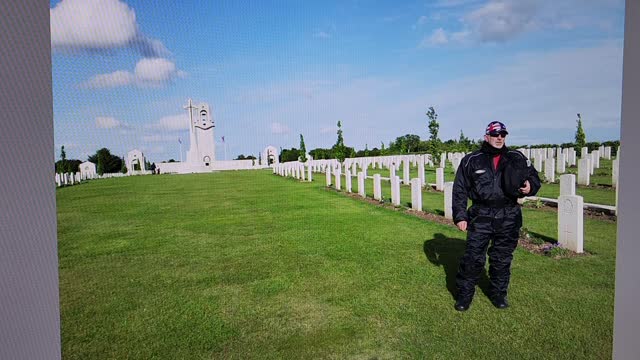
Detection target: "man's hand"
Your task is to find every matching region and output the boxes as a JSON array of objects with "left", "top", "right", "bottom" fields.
[
  {"left": 519, "top": 180, "right": 531, "bottom": 195},
  {"left": 456, "top": 220, "right": 467, "bottom": 232}
]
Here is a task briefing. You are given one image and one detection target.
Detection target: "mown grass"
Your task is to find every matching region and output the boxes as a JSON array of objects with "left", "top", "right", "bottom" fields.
[{"left": 57, "top": 170, "right": 616, "bottom": 359}]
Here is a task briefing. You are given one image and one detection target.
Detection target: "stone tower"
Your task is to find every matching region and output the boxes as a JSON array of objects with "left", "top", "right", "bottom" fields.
[{"left": 184, "top": 99, "right": 215, "bottom": 167}]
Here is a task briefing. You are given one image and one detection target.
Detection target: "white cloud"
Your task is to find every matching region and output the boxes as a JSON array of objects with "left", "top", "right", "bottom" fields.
[
  {"left": 464, "top": 0, "right": 538, "bottom": 42},
  {"left": 50, "top": 0, "right": 169, "bottom": 57},
  {"left": 82, "top": 71, "right": 135, "bottom": 88},
  {"left": 314, "top": 31, "right": 331, "bottom": 39},
  {"left": 80, "top": 58, "right": 184, "bottom": 89},
  {"left": 271, "top": 122, "right": 291, "bottom": 134},
  {"left": 147, "top": 114, "right": 190, "bottom": 131},
  {"left": 95, "top": 116, "right": 121, "bottom": 129},
  {"left": 420, "top": 28, "right": 449, "bottom": 47},
  {"left": 412, "top": 16, "right": 429, "bottom": 29},
  {"left": 134, "top": 58, "right": 179, "bottom": 84}
]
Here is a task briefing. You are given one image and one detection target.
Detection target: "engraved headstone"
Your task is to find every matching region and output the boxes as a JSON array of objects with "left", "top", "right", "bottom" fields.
[{"left": 558, "top": 195, "right": 584, "bottom": 253}]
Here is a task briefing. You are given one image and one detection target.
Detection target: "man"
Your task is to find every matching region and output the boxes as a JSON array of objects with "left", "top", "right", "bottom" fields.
[{"left": 452, "top": 121, "right": 541, "bottom": 311}]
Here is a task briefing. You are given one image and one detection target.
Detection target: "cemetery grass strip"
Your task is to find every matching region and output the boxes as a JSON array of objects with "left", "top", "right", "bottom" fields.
[{"left": 57, "top": 170, "right": 615, "bottom": 359}]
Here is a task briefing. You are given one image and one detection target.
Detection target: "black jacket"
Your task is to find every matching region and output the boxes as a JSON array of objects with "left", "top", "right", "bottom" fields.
[{"left": 452, "top": 144, "right": 541, "bottom": 224}]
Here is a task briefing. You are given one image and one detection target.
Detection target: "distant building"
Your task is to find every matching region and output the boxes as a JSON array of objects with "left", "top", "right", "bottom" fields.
[{"left": 79, "top": 161, "right": 96, "bottom": 179}]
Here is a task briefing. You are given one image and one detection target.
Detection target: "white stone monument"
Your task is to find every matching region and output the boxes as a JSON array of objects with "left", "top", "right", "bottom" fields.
[
  {"left": 436, "top": 168, "right": 445, "bottom": 191},
  {"left": 126, "top": 149, "right": 146, "bottom": 174}
]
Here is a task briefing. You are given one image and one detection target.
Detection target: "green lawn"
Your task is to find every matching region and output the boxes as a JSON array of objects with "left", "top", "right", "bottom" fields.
[{"left": 57, "top": 170, "right": 616, "bottom": 359}]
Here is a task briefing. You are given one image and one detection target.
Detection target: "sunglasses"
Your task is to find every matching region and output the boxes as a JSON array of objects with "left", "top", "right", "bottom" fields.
[{"left": 489, "top": 133, "right": 507, "bottom": 138}]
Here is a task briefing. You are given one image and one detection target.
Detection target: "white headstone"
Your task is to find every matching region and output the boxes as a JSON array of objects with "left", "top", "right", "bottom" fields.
[
  {"left": 581, "top": 147, "right": 588, "bottom": 159},
  {"left": 612, "top": 159, "right": 619, "bottom": 188},
  {"left": 357, "top": 172, "right": 365, "bottom": 197},
  {"left": 559, "top": 174, "right": 576, "bottom": 196},
  {"left": 345, "top": 170, "right": 352, "bottom": 192},
  {"left": 577, "top": 158, "right": 590, "bottom": 186},
  {"left": 391, "top": 176, "right": 401, "bottom": 206},
  {"left": 556, "top": 153, "right": 565, "bottom": 173},
  {"left": 307, "top": 165, "right": 312, "bottom": 182},
  {"left": 403, "top": 159, "right": 410, "bottom": 184},
  {"left": 334, "top": 170, "right": 341, "bottom": 190},
  {"left": 411, "top": 178, "right": 422, "bottom": 211},
  {"left": 326, "top": 167, "right": 332, "bottom": 186},
  {"left": 373, "top": 174, "right": 382, "bottom": 201},
  {"left": 544, "top": 158, "right": 556, "bottom": 183},
  {"left": 418, "top": 161, "right": 425, "bottom": 187},
  {"left": 444, "top": 182, "right": 454, "bottom": 220},
  {"left": 436, "top": 168, "right": 445, "bottom": 191},
  {"left": 558, "top": 195, "right": 584, "bottom": 253}
]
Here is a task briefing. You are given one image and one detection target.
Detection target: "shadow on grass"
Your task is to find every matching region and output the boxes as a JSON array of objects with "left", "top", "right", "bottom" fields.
[
  {"left": 423, "top": 233, "right": 491, "bottom": 300},
  {"left": 528, "top": 231, "right": 558, "bottom": 244}
]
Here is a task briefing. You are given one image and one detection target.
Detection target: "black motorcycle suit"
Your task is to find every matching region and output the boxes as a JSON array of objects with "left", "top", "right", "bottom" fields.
[{"left": 452, "top": 143, "right": 541, "bottom": 300}]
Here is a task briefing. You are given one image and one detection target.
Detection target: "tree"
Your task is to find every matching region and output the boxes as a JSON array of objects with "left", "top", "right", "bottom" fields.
[
  {"left": 575, "top": 113, "right": 586, "bottom": 150},
  {"left": 426, "top": 106, "right": 442, "bottom": 162},
  {"left": 427, "top": 106, "right": 439, "bottom": 142},
  {"left": 88, "top": 148, "right": 122, "bottom": 175},
  {"left": 333, "top": 121, "right": 347, "bottom": 162},
  {"left": 121, "top": 157, "right": 127, "bottom": 174},
  {"left": 299, "top": 134, "right": 308, "bottom": 162},
  {"left": 57, "top": 145, "right": 68, "bottom": 174},
  {"left": 280, "top": 148, "right": 301, "bottom": 162}
]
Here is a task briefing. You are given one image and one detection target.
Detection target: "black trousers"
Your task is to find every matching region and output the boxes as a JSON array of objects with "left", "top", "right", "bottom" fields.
[{"left": 455, "top": 206, "right": 522, "bottom": 300}]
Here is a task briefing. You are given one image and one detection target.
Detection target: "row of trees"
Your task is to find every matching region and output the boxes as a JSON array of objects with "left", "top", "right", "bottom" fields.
[{"left": 278, "top": 110, "right": 618, "bottom": 163}]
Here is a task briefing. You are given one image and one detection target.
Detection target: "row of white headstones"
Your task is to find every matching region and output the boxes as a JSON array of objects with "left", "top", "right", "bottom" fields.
[
  {"left": 273, "top": 148, "right": 619, "bottom": 254},
  {"left": 54, "top": 172, "right": 126, "bottom": 187}
]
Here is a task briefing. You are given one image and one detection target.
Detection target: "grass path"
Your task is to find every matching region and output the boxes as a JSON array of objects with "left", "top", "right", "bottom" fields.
[{"left": 57, "top": 170, "right": 616, "bottom": 359}]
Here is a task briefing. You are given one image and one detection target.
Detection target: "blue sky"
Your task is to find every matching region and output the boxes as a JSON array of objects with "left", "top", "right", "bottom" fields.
[{"left": 51, "top": 0, "right": 625, "bottom": 163}]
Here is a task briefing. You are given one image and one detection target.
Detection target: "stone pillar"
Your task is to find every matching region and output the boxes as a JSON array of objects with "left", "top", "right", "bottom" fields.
[
  {"left": 444, "top": 182, "right": 454, "bottom": 220},
  {"left": 436, "top": 168, "right": 445, "bottom": 191},
  {"left": 559, "top": 174, "right": 576, "bottom": 196},
  {"left": 345, "top": 170, "right": 352, "bottom": 192},
  {"left": 558, "top": 195, "right": 584, "bottom": 253},
  {"left": 411, "top": 178, "right": 422, "bottom": 211},
  {"left": 577, "top": 158, "right": 590, "bottom": 186},
  {"left": 544, "top": 158, "right": 556, "bottom": 183},
  {"left": 373, "top": 174, "right": 382, "bottom": 201},
  {"left": 391, "top": 176, "right": 401, "bottom": 206},
  {"left": 357, "top": 172, "right": 365, "bottom": 197}
]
